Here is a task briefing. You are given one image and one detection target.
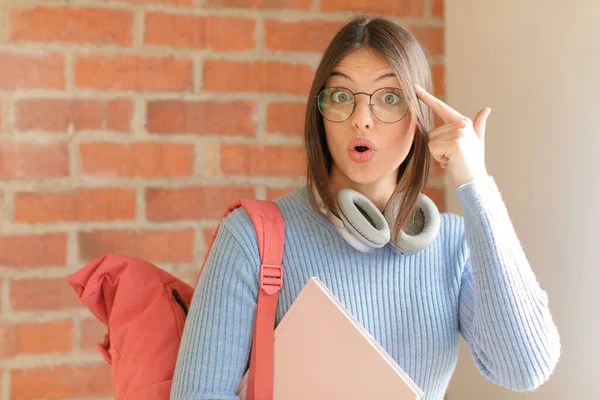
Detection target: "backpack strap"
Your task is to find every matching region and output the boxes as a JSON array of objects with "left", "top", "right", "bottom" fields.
[
  {"left": 202, "top": 198, "right": 284, "bottom": 400},
  {"left": 240, "top": 199, "right": 284, "bottom": 400}
]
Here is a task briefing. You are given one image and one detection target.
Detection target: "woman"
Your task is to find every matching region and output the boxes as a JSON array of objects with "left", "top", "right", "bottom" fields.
[{"left": 171, "top": 15, "right": 560, "bottom": 399}]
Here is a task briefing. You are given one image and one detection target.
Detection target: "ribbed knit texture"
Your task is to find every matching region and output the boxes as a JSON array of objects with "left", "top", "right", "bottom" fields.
[{"left": 170, "top": 176, "right": 561, "bottom": 400}]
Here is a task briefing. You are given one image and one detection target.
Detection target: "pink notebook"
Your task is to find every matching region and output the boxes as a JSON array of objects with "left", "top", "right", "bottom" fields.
[{"left": 236, "top": 277, "right": 424, "bottom": 399}]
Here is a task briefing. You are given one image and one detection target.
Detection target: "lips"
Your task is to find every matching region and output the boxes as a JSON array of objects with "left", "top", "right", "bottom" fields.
[
  {"left": 348, "top": 137, "right": 376, "bottom": 163},
  {"left": 348, "top": 137, "right": 377, "bottom": 152}
]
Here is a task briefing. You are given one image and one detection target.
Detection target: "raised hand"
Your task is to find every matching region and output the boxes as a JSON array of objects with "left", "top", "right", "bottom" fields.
[{"left": 414, "top": 84, "right": 491, "bottom": 188}]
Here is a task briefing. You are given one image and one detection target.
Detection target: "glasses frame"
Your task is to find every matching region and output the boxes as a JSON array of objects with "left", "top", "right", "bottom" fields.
[{"left": 315, "top": 86, "right": 409, "bottom": 124}]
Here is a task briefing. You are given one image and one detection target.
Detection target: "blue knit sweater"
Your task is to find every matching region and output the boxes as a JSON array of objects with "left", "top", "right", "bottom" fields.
[{"left": 170, "top": 176, "right": 561, "bottom": 399}]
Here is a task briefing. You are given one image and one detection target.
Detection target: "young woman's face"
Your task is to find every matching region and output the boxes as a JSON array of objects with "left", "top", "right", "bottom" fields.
[{"left": 323, "top": 47, "right": 417, "bottom": 188}]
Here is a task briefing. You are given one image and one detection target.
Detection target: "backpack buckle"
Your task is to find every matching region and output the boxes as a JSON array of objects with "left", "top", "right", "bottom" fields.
[{"left": 260, "top": 264, "right": 283, "bottom": 295}]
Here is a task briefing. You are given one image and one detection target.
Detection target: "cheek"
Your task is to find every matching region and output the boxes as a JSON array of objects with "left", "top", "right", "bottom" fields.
[
  {"left": 384, "top": 121, "right": 415, "bottom": 154},
  {"left": 323, "top": 121, "right": 344, "bottom": 154}
]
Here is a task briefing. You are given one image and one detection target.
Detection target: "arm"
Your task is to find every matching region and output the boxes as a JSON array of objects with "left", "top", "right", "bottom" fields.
[
  {"left": 457, "top": 176, "right": 561, "bottom": 391},
  {"left": 170, "top": 219, "right": 258, "bottom": 400}
]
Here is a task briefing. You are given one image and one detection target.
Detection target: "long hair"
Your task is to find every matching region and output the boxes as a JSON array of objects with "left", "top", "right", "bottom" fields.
[{"left": 304, "top": 14, "right": 434, "bottom": 240}]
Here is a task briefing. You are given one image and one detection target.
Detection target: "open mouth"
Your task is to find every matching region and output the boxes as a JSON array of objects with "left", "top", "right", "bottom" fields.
[{"left": 348, "top": 143, "right": 374, "bottom": 162}]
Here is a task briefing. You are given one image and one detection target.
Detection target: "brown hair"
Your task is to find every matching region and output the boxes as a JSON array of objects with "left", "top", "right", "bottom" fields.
[{"left": 304, "top": 14, "right": 434, "bottom": 241}]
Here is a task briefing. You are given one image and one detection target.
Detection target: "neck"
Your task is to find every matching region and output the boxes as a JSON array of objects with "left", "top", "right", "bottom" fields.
[{"left": 328, "top": 166, "right": 399, "bottom": 212}]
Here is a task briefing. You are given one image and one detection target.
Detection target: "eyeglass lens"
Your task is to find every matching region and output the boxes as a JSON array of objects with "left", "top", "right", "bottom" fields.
[{"left": 317, "top": 87, "right": 408, "bottom": 123}]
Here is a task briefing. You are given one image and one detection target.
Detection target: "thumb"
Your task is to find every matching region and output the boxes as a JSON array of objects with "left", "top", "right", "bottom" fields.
[{"left": 473, "top": 107, "right": 491, "bottom": 141}]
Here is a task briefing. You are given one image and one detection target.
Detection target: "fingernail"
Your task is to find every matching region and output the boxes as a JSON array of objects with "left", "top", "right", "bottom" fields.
[{"left": 414, "top": 84, "right": 423, "bottom": 92}]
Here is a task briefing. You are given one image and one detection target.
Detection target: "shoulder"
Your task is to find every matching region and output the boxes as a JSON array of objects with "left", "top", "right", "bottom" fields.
[
  {"left": 219, "top": 187, "right": 311, "bottom": 263},
  {"left": 438, "top": 211, "right": 469, "bottom": 266},
  {"left": 222, "top": 186, "right": 308, "bottom": 233}
]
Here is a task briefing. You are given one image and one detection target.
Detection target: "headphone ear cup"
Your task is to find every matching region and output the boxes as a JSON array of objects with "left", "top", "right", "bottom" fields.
[
  {"left": 383, "top": 192, "right": 441, "bottom": 255},
  {"left": 336, "top": 188, "right": 391, "bottom": 249}
]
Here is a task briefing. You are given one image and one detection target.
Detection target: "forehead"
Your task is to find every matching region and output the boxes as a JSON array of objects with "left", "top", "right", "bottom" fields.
[{"left": 327, "top": 47, "right": 402, "bottom": 88}]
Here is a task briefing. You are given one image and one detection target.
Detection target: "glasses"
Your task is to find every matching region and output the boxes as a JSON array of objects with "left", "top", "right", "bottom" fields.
[{"left": 316, "top": 86, "right": 409, "bottom": 123}]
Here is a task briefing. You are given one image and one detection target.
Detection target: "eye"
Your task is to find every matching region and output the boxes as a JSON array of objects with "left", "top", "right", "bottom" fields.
[
  {"left": 381, "top": 91, "right": 402, "bottom": 105},
  {"left": 373, "top": 88, "right": 405, "bottom": 106},
  {"left": 331, "top": 89, "right": 352, "bottom": 103}
]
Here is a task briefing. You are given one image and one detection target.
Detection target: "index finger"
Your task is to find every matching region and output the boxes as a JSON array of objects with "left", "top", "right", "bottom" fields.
[{"left": 414, "top": 84, "right": 464, "bottom": 123}]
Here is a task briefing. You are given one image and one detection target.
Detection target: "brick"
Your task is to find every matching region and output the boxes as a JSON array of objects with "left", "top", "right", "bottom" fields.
[
  {"left": 266, "top": 186, "right": 299, "bottom": 200},
  {"left": 106, "top": 99, "right": 134, "bottom": 132},
  {"left": 431, "top": 64, "right": 444, "bottom": 98},
  {"left": 78, "top": 142, "right": 193, "bottom": 178},
  {"left": 146, "top": 185, "right": 255, "bottom": 221},
  {"left": 79, "top": 228, "right": 195, "bottom": 263},
  {"left": 75, "top": 54, "right": 192, "bottom": 92},
  {"left": 8, "top": 7, "right": 133, "bottom": 46},
  {"left": 11, "top": 364, "right": 112, "bottom": 399},
  {"left": 145, "top": 13, "right": 255, "bottom": 50},
  {"left": 0, "top": 233, "right": 67, "bottom": 268},
  {"left": 16, "top": 98, "right": 133, "bottom": 133},
  {"left": 265, "top": 20, "right": 343, "bottom": 52},
  {"left": 107, "top": 99, "right": 134, "bottom": 132},
  {"left": 81, "top": 317, "right": 106, "bottom": 352},
  {"left": 204, "top": 0, "right": 311, "bottom": 10},
  {"left": 204, "top": 60, "right": 312, "bottom": 95},
  {"left": 0, "top": 52, "right": 64, "bottom": 89},
  {"left": 221, "top": 144, "right": 305, "bottom": 177},
  {"left": 0, "top": 142, "right": 69, "bottom": 180},
  {"left": 423, "top": 186, "right": 445, "bottom": 211},
  {"left": 115, "top": 0, "right": 193, "bottom": 4},
  {"left": 320, "top": 0, "right": 424, "bottom": 16},
  {"left": 432, "top": 0, "right": 444, "bottom": 17},
  {"left": 0, "top": 192, "right": 3, "bottom": 221},
  {"left": 409, "top": 26, "right": 444, "bottom": 57},
  {"left": 147, "top": 100, "right": 256, "bottom": 136},
  {"left": 11, "top": 277, "right": 81, "bottom": 311},
  {"left": 14, "top": 188, "right": 136, "bottom": 223},
  {"left": 1, "top": 319, "right": 73, "bottom": 357},
  {"left": 267, "top": 101, "right": 305, "bottom": 136}
]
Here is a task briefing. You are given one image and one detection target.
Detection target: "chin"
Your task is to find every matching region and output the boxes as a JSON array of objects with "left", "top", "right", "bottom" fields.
[{"left": 343, "top": 166, "right": 386, "bottom": 186}]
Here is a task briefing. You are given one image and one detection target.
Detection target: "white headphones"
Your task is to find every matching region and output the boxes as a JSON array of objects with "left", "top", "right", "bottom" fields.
[{"left": 317, "top": 188, "right": 441, "bottom": 255}]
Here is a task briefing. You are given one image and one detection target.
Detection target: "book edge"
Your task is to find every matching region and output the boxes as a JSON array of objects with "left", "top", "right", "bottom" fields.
[{"left": 311, "top": 277, "right": 424, "bottom": 398}]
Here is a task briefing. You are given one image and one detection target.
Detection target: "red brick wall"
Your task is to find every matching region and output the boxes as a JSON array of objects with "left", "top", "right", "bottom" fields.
[{"left": 0, "top": 0, "right": 444, "bottom": 398}]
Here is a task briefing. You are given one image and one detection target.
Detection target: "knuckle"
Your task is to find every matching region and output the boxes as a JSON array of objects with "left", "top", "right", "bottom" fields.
[
  {"left": 455, "top": 120, "right": 468, "bottom": 129},
  {"left": 451, "top": 137, "right": 462, "bottom": 148}
]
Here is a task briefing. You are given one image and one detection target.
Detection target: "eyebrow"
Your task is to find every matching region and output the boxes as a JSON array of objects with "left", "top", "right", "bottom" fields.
[{"left": 329, "top": 71, "right": 397, "bottom": 83}]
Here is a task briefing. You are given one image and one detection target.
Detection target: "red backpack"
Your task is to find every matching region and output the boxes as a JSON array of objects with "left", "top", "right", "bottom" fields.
[{"left": 66, "top": 199, "right": 285, "bottom": 400}]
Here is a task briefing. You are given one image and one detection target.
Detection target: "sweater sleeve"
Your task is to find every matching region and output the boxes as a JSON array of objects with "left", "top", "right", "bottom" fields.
[
  {"left": 170, "top": 218, "right": 258, "bottom": 400},
  {"left": 456, "top": 175, "right": 561, "bottom": 391}
]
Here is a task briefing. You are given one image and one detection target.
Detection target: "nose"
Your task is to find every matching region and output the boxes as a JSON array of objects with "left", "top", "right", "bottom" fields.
[{"left": 350, "top": 93, "right": 374, "bottom": 131}]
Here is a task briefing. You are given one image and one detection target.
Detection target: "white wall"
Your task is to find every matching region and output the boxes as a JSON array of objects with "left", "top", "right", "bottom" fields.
[{"left": 445, "top": 1, "right": 600, "bottom": 398}]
